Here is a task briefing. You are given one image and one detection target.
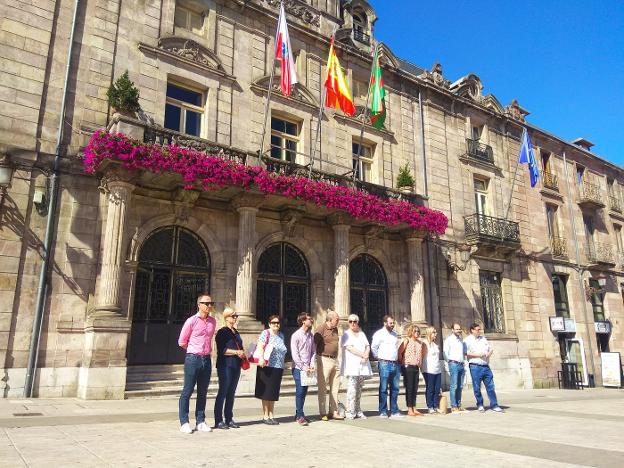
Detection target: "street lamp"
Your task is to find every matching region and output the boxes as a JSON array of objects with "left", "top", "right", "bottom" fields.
[{"left": 0, "top": 154, "right": 14, "bottom": 205}]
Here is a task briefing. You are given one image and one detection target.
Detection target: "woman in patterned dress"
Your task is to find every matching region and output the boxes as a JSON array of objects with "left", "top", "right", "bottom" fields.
[{"left": 254, "top": 314, "right": 288, "bottom": 425}]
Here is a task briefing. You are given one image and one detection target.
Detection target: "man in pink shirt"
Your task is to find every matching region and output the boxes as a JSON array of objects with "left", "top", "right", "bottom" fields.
[{"left": 178, "top": 293, "right": 217, "bottom": 434}]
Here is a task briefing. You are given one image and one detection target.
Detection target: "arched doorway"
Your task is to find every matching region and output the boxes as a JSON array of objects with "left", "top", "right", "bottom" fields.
[
  {"left": 129, "top": 226, "right": 211, "bottom": 365},
  {"left": 350, "top": 254, "right": 388, "bottom": 337},
  {"left": 256, "top": 242, "right": 310, "bottom": 339}
]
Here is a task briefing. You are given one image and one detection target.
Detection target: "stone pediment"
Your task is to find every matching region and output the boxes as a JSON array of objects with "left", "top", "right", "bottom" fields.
[
  {"left": 378, "top": 43, "right": 400, "bottom": 70},
  {"left": 251, "top": 76, "right": 321, "bottom": 111},
  {"left": 138, "top": 37, "right": 235, "bottom": 81},
  {"left": 450, "top": 74, "right": 484, "bottom": 101},
  {"left": 261, "top": 0, "right": 321, "bottom": 26},
  {"left": 482, "top": 94, "right": 504, "bottom": 114}
]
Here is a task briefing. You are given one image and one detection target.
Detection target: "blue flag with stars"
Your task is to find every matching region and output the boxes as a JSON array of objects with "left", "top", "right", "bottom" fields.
[{"left": 518, "top": 128, "right": 539, "bottom": 187}]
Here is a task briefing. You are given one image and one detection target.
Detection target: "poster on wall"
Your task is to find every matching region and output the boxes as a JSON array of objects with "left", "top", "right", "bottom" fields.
[{"left": 601, "top": 352, "right": 622, "bottom": 387}]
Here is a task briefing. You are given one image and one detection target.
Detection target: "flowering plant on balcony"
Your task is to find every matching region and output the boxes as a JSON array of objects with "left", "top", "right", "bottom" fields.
[{"left": 84, "top": 131, "right": 448, "bottom": 235}]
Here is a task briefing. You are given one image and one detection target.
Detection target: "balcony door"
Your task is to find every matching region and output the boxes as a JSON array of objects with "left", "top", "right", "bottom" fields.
[
  {"left": 474, "top": 178, "right": 489, "bottom": 216},
  {"left": 583, "top": 215, "right": 595, "bottom": 254}
]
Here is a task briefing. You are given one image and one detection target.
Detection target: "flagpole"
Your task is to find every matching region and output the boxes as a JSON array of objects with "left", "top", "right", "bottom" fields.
[
  {"left": 503, "top": 127, "right": 525, "bottom": 220},
  {"left": 259, "top": 1, "right": 283, "bottom": 160},
  {"left": 354, "top": 41, "right": 378, "bottom": 180}
]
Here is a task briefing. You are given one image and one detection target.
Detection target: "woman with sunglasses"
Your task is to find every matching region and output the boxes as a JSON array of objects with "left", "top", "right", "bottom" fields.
[
  {"left": 254, "top": 314, "right": 288, "bottom": 425},
  {"left": 213, "top": 307, "right": 245, "bottom": 429},
  {"left": 340, "top": 314, "right": 372, "bottom": 419},
  {"left": 399, "top": 323, "right": 425, "bottom": 416}
]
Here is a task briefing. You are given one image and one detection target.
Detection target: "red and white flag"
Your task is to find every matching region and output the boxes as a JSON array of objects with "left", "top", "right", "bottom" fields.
[{"left": 275, "top": 3, "right": 298, "bottom": 96}]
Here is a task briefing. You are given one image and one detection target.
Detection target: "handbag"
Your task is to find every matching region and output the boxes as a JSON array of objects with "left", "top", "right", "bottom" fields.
[
  {"left": 249, "top": 330, "right": 273, "bottom": 364},
  {"left": 228, "top": 328, "right": 249, "bottom": 370},
  {"left": 300, "top": 368, "right": 317, "bottom": 387}
]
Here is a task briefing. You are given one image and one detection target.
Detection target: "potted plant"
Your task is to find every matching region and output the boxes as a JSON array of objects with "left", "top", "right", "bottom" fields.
[
  {"left": 396, "top": 163, "right": 415, "bottom": 193},
  {"left": 107, "top": 70, "right": 140, "bottom": 116}
]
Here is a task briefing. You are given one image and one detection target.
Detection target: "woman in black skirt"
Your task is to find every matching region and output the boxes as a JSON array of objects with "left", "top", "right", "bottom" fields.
[{"left": 254, "top": 314, "right": 288, "bottom": 425}]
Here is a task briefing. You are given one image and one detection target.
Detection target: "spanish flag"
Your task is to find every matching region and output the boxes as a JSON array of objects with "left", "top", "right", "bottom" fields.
[{"left": 324, "top": 36, "right": 355, "bottom": 116}]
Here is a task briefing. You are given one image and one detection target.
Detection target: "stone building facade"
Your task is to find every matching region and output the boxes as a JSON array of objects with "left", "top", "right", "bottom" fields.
[{"left": 0, "top": 0, "right": 621, "bottom": 398}]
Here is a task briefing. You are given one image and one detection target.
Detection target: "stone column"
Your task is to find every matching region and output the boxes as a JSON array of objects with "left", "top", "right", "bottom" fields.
[
  {"left": 328, "top": 213, "right": 351, "bottom": 320},
  {"left": 232, "top": 193, "right": 264, "bottom": 331},
  {"left": 94, "top": 177, "right": 134, "bottom": 315},
  {"left": 405, "top": 231, "right": 427, "bottom": 324},
  {"left": 79, "top": 171, "right": 134, "bottom": 399}
]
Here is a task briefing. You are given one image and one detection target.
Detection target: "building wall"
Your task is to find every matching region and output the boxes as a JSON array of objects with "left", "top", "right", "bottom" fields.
[{"left": 0, "top": 0, "right": 622, "bottom": 397}]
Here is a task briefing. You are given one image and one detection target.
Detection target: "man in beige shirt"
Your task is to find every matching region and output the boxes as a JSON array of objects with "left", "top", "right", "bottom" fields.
[{"left": 314, "top": 311, "right": 344, "bottom": 420}]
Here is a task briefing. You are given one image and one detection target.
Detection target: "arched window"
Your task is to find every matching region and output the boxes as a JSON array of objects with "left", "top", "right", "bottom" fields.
[
  {"left": 256, "top": 242, "right": 310, "bottom": 328},
  {"left": 129, "top": 226, "right": 211, "bottom": 365},
  {"left": 350, "top": 254, "right": 388, "bottom": 335}
]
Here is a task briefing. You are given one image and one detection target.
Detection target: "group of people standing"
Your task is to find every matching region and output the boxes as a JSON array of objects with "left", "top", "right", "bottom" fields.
[{"left": 177, "top": 293, "right": 504, "bottom": 434}]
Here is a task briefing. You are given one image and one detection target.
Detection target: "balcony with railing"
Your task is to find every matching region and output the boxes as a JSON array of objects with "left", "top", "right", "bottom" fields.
[
  {"left": 609, "top": 195, "right": 622, "bottom": 213},
  {"left": 140, "top": 118, "right": 424, "bottom": 206},
  {"left": 464, "top": 138, "right": 494, "bottom": 165},
  {"left": 541, "top": 171, "right": 559, "bottom": 191},
  {"left": 550, "top": 236, "right": 568, "bottom": 258},
  {"left": 352, "top": 28, "right": 370, "bottom": 45},
  {"left": 586, "top": 242, "right": 615, "bottom": 266},
  {"left": 464, "top": 213, "right": 520, "bottom": 258},
  {"left": 578, "top": 180, "right": 604, "bottom": 209}
]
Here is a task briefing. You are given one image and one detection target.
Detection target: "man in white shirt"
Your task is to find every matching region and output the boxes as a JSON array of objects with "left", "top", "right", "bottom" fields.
[
  {"left": 443, "top": 323, "right": 466, "bottom": 413},
  {"left": 371, "top": 315, "right": 403, "bottom": 418},
  {"left": 464, "top": 322, "right": 504, "bottom": 413}
]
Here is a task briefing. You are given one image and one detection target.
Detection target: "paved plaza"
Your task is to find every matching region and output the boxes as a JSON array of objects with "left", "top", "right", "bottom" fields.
[{"left": 0, "top": 388, "right": 622, "bottom": 467}]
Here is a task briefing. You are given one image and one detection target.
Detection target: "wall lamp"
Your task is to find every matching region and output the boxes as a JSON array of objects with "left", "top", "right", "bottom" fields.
[{"left": 439, "top": 241, "right": 474, "bottom": 274}]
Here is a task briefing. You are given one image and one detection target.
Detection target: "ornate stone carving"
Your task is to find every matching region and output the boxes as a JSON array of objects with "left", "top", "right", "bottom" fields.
[
  {"left": 231, "top": 192, "right": 265, "bottom": 211},
  {"left": 251, "top": 77, "right": 321, "bottom": 111},
  {"left": 419, "top": 62, "right": 450, "bottom": 89},
  {"left": 170, "top": 188, "right": 200, "bottom": 224},
  {"left": 280, "top": 207, "right": 305, "bottom": 238},
  {"left": 157, "top": 37, "right": 226, "bottom": 72},
  {"left": 349, "top": 105, "right": 389, "bottom": 131},
  {"left": 326, "top": 212, "right": 352, "bottom": 226},
  {"left": 263, "top": 0, "right": 320, "bottom": 26},
  {"left": 363, "top": 224, "right": 384, "bottom": 250},
  {"left": 450, "top": 74, "right": 484, "bottom": 101},
  {"left": 505, "top": 99, "right": 530, "bottom": 122}
]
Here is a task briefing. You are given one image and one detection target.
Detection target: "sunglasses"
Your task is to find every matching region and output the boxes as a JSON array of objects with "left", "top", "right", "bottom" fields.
[
  {"left": 200, "top": 301, "right": 215, "bottom": 306},
  {"left": 230, "top": 314, "right": 238, "bottom": 319},
  {"left": 270, "top": 321, "right": 280, "bottom": 325},
  {"left": 348, "top": 320, "right": 358, "bottom": 324}
]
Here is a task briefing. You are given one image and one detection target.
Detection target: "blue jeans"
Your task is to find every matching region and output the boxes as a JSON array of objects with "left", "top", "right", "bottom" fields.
[
  {"left": 292, "top": 368, "right": 309, "bottom": 418},
  {"left": 448, "top": 361, "right": 465, "bottom": 408},
  {"left": 423, "top": 372, "right": 441, "bottom": 409},
  {"left": 378, "top": 361, "right": 401, "bottom": 415},
  {"left": 179, "top": 354, "right": 212, "bottom": 425},
  {"left": 214, "top": 364, "right": 241, "bottom": 424},
  {"left": 469, "top": 364, "right": 499, "bottom": 408}
]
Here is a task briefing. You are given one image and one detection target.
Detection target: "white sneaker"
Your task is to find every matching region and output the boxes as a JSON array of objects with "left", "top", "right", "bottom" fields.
[
  {"left": 478, "top": 406, "right": 485, "bottom": 413},
  {"left": 491, "top": 406, "right": 505, "bottom": 413},
  {"left": 390, "top": 412, "right": 405, "bottom": 419},
  {"left": 345, "top": 412, "right": 356, "bottom": 420},
  {"left": 180, "top": 422, "right": 192, "bottom": 434},
  {"left": 196, "top": 422, "right": 212, "bottom": 432},
  {"left": 379, "top": 412, "right": 389, "bottom": 418},
  {"left": 356, "top": 412, "right": 367, "bottom": 419}
]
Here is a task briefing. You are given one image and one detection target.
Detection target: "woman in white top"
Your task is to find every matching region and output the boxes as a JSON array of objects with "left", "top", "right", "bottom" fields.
[
  {"left": 422, "top": 326, "right": 442, "bottom": 414},
  {"left": 340, "top": 314, "right": 372, "bottom": 419}
]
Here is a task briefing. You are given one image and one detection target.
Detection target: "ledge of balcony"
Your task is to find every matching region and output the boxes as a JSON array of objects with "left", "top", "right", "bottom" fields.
[{"left": 463, "top": 213, "right": 521, "bottom": 260}]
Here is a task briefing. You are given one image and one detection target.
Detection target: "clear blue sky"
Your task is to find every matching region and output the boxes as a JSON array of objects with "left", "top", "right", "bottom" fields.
[{"left": 369, "top": 0, "right": 624, "bottom": 166}]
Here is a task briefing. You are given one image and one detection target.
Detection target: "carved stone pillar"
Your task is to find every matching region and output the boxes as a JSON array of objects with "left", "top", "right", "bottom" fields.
[
  {"left": 405, "top": 231, "right": 427, "bottom": 324},
  {"left": 94, "top": 178, "right": 134, "bottom": 315},
  {"left": 328, "top": 213, "right": 351, "bottom": 321},
  {"left": 232, "top": 194, "right": 264, "bottom": 330}
]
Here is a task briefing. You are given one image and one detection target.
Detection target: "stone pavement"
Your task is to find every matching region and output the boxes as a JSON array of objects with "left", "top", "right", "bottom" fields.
[{"left": 0, "top": 388, "right": 622, "bottom": 467}]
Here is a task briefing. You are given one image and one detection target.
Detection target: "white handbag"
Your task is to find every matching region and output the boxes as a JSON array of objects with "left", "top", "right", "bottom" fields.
[
  {"left": 248, "top": 331, "right": 274, "bottom": 363},
  {"left": 300, "top": 369, "right": 317, "bottom": 387}
]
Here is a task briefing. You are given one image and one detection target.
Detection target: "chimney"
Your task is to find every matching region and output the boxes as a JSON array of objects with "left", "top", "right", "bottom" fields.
[{"left": 572, "top": 138, "right": 594, "bottom": 151}]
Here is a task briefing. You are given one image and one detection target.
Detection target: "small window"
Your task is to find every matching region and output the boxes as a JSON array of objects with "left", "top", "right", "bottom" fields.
[
  {"left": 164, "top": 82, "right": 204, "bottom": 137},
  {"left": 472, "top": 125, "right": 482, "bottom": 141},
  {"left": 552, "top": 274, "right": 570, "bottom": 319},
  {"left": 352, "top": 141, "right": 373, "bottom": 182},
  {"left": 588, "top": 278, "right": 605, "bottom": 321},
  {"left": 546, "top": 204, "right": 559, "bottom": 238},
  {"left": 270, "top": 116, "right": 299, "bottom": 162},
  {"left": 474, "top": 177, "right": 489, "bottom": 215},
  {"left": 174, "top": 4, "right": 203, "bottom": 35}
]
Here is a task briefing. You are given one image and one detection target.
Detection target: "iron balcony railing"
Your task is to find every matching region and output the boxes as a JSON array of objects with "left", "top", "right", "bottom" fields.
[
  {"left": 578, "top": 180, "right": 603, "bottom": 206},
  {"left": 464, "top": 213, "right": 520, "bottom": 244},
  {"left": 586, "top": 242, "right": 615, "bottom": 264},
  {"left": 550, "top": 236, "right": 568, "bottom": 258},
  {"left": 465, "top": 138, "right": 494, "bottom": 165},
  {"left": 144, "top": 125, "right": 250, "bottom": 165},
  {"left": 609, "top": 195, "right": 622, "bottom": 213},
  {"left": 542, "top": 171, "right": 559, "bottom": 191},
  {"left": 353, "top": 28, "right": 370, "bottom": 45}
]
